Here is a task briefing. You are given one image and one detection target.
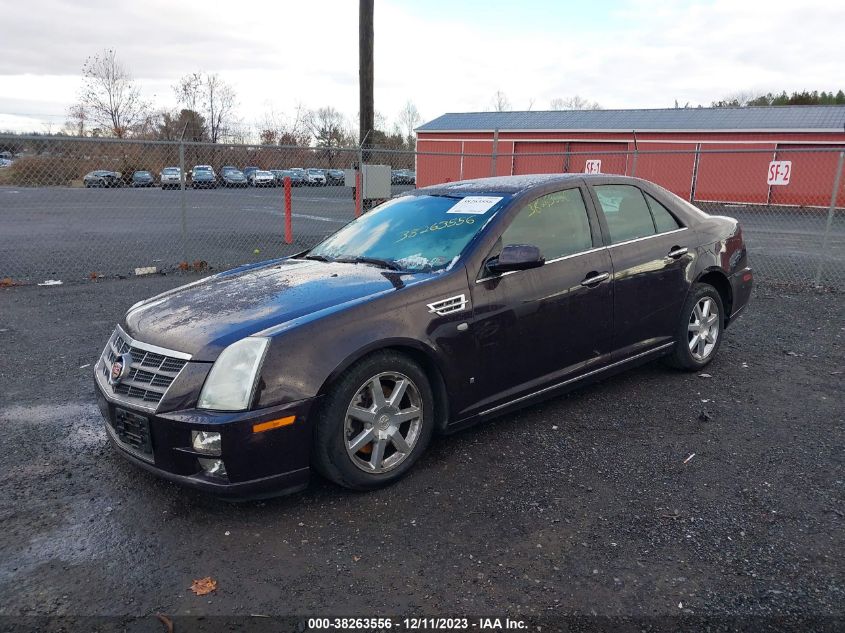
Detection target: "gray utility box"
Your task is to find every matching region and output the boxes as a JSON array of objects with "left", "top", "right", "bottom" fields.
[{"left": 344, "top": 164, "right": 391, "bottom": 201}]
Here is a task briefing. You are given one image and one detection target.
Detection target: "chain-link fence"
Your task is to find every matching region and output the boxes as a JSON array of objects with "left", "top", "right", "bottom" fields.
[{"left": 1, "top": 134, "right": 843, "bottom": 289}]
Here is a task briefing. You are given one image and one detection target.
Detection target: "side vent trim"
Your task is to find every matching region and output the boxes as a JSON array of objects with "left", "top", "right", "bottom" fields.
[{"left": 427, "top": 294, "right": 469, "bottom": 316}]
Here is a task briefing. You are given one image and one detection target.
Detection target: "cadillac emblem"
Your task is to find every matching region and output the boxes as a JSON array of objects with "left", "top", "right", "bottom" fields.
[{"left": 109, "top": 353, "right": 133, "bottom": 386}]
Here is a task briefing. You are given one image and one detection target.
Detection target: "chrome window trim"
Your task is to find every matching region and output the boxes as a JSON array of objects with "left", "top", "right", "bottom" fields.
[
  {"left": 478, "top": 342, "right": 675, "bottom": 417},
  {"left": 606, "top": 227, "right": 688, "bottom": 249}
]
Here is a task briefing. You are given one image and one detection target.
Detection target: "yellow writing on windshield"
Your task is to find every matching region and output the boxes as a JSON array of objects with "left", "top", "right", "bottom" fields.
[
  {"left": 527, "top": 191, "right": 573, "bottom": 217},
  {"left": 396, "top": 216, "right": 475, "bottom": 242}
]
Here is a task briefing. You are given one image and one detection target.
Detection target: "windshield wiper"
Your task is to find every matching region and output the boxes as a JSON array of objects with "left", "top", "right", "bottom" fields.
[
  {"left": 336, "top": 256, "right": 404, "bottom": 271},
  {"left": 303, "top": 254, "right": 335, "bottom": 263}
]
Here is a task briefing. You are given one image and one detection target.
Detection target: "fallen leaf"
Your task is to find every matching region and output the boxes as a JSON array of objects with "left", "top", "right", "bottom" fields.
[
  {"left": 155, "top": 613, "right": 174, "bottom": 633},
  {"left": 190, "top": 576, "right": 217, "bottom": 596},
  {"left": 1, "top": 277, "right": 18, "bottom": 287}
]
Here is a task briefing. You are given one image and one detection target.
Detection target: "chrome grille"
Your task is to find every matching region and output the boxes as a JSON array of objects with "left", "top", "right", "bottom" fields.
[{"left": 99, "top": 326, "right": 190, "bottom": 409}]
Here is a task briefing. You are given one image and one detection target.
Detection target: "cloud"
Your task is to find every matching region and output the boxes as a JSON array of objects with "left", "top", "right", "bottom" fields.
[{"left": 0, "top": 0, "right": 843, "bottom": 135}]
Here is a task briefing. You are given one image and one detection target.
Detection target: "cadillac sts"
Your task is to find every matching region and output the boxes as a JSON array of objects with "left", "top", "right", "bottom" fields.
[{"left": 94, "top": 174, "right": 753, "bottom": 497}]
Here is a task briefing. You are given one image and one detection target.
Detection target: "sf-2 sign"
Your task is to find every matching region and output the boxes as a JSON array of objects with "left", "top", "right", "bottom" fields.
[
  {"left": 767, "top": 161, "right": 792, "bottom": 186},
  {"left": 584, "top": 160, "right": 601, "bottom": 174}
]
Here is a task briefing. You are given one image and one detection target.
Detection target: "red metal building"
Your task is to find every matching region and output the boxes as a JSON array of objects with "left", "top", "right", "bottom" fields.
[{"left": 415, "top": 106, "right": 845, "bottom": 206}]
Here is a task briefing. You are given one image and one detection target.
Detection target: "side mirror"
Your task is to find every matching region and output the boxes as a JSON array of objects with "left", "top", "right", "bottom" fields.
[{"left": 486, "top": 244, "right": 545, "bottom": 274}]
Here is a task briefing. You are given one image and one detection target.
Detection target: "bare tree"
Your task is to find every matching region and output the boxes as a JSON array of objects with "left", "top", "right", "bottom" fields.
[
  {"left": 397, "top": 100, "right": 420, "bottom": 145},
  {"left": 64, "top": 104, "right": 89, "bottom": 137},
  {"left": 204, "top": 73, "right": 237, "bottom": 143},
  {"left": 490, "top": 90, "right": 511, "bottom": 112},
  {"left": 174, "top": 72, "right": 238, "bottom": 143},
  {"left": 550, "top": 95, "right": 602, "bottom": 110},
  {"left": 307, "top": 106, "right": 354, "bottom": 166},
  {"left": 259, "top": 103, "right": 312, "bottom": 147},
  {"left": 78, "top": 49, "right": 149, "bottom": 137}
]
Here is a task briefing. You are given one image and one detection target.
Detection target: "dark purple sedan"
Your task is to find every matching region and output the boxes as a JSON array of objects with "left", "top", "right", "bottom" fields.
[{"left": 94, "top": 174, "right": 753, "bottom": 498}]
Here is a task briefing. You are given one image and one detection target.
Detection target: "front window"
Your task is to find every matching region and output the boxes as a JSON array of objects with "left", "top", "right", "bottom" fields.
[
  {"left": 498, "top": 188, "right": 593, "bottom": 261},
  {"left": 308, "top": 194, "right": 509, "bottom": 272}
]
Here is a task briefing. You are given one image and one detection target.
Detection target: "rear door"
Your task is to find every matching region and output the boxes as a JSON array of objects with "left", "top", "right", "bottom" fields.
[
  {"left": 468, "top": 185, "right": 614, "bottom": 413},
  {"left": 588, "top": 182, "right": 694, "bottom": 359}
]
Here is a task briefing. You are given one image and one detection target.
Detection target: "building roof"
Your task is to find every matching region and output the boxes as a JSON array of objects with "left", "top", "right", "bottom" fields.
[{"left": 416, "top": 106, "right": 845, "bottom": 133}]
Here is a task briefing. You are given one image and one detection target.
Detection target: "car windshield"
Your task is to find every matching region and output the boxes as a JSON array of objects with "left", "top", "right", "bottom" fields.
[
  {"left": 307, "top": 194, "right": 508, "bottom": 272},
  {"left": 307, "top": 169, "right": 322, "bottom": 174},
  {"left": 162, "top": 168, "right": 179, "bottom": 174},
  {"left": 134, "top": 171, "right": 150, "bottom": 176}
]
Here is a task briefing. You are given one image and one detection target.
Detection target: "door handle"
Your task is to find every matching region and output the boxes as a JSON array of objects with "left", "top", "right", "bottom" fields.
[
  {"left": 581, "top": 271, "right": 610, "bottom": 287},
  {"left": 667, "top": 246, "right": 688, "bottom": 259}
]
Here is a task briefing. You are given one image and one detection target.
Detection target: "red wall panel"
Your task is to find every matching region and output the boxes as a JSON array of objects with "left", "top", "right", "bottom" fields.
[
  {"left": 634, "top": 143, "right": 697, "bottom": 200},
  {"left": 513, "top": 142, "right": 568, "bottom": 174},
  {"left": 770, "top": 145, "right": 845, "bottom": 207},
  {"left": 693, "top": 143, "right": 776, "bottom": 204},
  {"left": 566, "top": 142, "right": 629, "bottom": 175},
  {"left": 416, "top": 140, "right": 461, "bottom": 187}
]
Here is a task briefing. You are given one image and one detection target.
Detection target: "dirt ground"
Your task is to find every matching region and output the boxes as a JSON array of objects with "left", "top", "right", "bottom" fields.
[{"left": 0, "top": 276, "right": 842, "bottom": 628}]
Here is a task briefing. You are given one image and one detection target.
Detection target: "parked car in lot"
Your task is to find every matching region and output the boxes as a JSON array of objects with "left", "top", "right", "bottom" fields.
[
  {"left": 94, "top": 174, "right": 752, "bottom": 497},
  {"left": 305, "top": 168, "right": 327, "bottom": 186},
  {"left": 0, "top": 158, "right": 12, "bottom": 169},
  {"left": 289, "top": 168, "right": 306, "bottom": 184},
  {"left": 83, "top": 170, "right": 122, "bottom": 188},
  {"left": 248, "top": 169, "right": 275, "bottom": 187},
  {"left": 242, "top": 166, "right": 260, "bottom": 181},
  {"left": 160, "top": 167, "right": 184, "bottom": 189},
  {"left": 131, "top": 170, "right": 155, "bottom": 187},
  {"left": 220, "top": 167, "right": 247, "bottom": 188},
  {"left": 191, "top": 165, "right": 217, "bottom": 189},
  {"left": 391, "top": 169, "right": 415, "bottom": 185},
  {"left": 326, "top": 169, "right": 346, "bottom": 185}
]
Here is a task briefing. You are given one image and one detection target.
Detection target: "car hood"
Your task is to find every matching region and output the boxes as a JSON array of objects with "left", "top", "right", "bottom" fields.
[{"left": 124, "top": 259, "right": 425, "bottom": 360}]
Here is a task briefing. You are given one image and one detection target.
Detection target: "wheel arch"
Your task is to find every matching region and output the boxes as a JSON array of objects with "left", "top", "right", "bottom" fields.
[
  {"left": 695, "top": 267, "right": 734, "bottom": 326},
  {"left": 315, "top": 338, "right": 451, "bottom": 433}
]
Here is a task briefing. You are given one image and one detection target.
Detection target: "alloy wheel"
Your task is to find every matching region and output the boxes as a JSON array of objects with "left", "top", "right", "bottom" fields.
[
  {"left": 344, "top": 372, "right": 423, "bottom": 474},
  {"left": 688, "top": 297, "right": 720, "bottom": 361}
]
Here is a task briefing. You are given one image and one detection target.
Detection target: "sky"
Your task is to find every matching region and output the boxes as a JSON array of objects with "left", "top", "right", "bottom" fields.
[{"left": 1, "top": 0, "right": 843, "bottom": 136}]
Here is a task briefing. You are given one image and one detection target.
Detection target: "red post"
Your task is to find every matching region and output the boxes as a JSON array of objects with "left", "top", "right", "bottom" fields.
[
  {"left": 355, "top": 170, "right": 363, "bottom": 218},
  {"left": 284, "top": 177, "right": 292, "bottom": 244}
]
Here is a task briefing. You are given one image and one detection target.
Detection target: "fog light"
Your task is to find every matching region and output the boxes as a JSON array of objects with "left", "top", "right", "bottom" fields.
[
  {"left": 198, "top": 457, "right": 227, "bottom": 478},
  {"left": 191, "top": 430, "right": 221, "bottom": 455}
]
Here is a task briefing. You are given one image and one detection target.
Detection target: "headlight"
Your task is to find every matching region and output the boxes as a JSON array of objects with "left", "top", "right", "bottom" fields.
[{"left": 197, "top": 337, "right": 270, "bottom": 411}]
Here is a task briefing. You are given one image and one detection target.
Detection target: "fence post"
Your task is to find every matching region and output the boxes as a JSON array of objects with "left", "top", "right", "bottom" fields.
[
  {"left": 178, "top": 142, "right": 188, "bottom": 265},
  {"left": 283, "top": 176, "right": 292, "bottom": 244},
  {"left": 355, "top": 170, "right": 363, "bottom": 217},
  {"left": 630, "top": 130, "right": 638, "bottom": 177},
  {"left": 814, "top": 151, "right": 845, "bottom": 286},
  {"left": 490, "top": 128, "right": 499, "bottom": 177}
]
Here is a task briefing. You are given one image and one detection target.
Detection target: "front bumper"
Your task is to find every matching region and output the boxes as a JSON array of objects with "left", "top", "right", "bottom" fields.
[{"left": 95, "top": 376, "right": 316, "bottom": 498}]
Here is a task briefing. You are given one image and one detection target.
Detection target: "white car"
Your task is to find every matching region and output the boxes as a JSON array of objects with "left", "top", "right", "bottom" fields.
[
  {"left": 305, "top": 168, "right": 327, "bottom": 186},
  {"left": 249, "top": 170, "right": 275, "bottom": 187},
  {"left": 160, "top": 167, "right": 184, "bottom": 190}
]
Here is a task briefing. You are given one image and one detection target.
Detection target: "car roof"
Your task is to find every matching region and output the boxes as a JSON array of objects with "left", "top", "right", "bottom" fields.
[{"left": 416, "top": 173, "right": 654, "bottom": 196}]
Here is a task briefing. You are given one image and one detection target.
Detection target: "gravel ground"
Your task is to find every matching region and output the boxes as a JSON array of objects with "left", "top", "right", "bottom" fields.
[{"left": 0, "top": 276, "right": 842, "bottom": 625}]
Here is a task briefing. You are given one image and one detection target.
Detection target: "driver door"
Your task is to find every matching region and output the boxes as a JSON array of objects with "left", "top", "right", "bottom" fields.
[{"left": 467, "top": 185, "right": 614, "bottom": 414}]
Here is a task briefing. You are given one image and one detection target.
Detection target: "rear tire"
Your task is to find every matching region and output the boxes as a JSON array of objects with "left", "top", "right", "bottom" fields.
[
  {"left": 665, "top": 283, "right": 724, "bottom": 371},
  {"left": 312, "top": 351, "right": 435, "bottom": 491}
]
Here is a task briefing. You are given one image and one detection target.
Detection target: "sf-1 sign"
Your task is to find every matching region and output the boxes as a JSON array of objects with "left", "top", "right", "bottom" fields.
[
  {"left": 585, "top": 160, "right": 601, "bottom": 174},
  {"left": 767, "top": 161, "right": 792, "bottom": 186}
]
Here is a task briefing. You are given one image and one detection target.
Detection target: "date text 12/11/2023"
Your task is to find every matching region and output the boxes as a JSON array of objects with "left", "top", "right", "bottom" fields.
[{"left": 306, "top": 616, "right": 527, "bottom": 630}]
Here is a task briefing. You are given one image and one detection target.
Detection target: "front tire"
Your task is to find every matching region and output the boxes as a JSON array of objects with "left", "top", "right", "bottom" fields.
[
  {"left": 312, "top": 351, "right": 435, "bottom": 490},
  {"left": 666, "top": 283, "right": 724, "bottom": 371}
]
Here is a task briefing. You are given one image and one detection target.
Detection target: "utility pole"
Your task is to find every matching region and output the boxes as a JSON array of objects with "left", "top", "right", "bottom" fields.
[{"left": 359, "top": 0, "right": 374, "bottom": 163}]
